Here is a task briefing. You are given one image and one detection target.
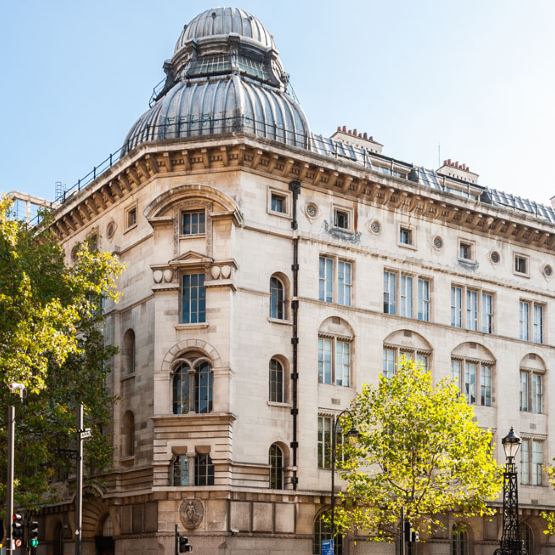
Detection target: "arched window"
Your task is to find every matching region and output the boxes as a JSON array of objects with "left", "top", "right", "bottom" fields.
[
  {"left": 382, "top": 329, "right": 432, "bottom": 377},
  {"left": 122, "top": 329, "right": 135, "bottom": 374},
  {"left": 172, "top": 355, "right": 213, "bottom": 414},
  {"left": 520, "top": 353, "right": 545, "bottom": 414},
  {"left": 451, "top": 525, "right": 468, "bottom": 555},
  {"left": 195, "top": 454, "right": 215, "bottom": 486},
  {"left": 270, "top": 276, "right": 286, "bottom": 320},
  {"left": 520, "top": 523, "right": 534, "bottom": 555},
  {"left": 269, "top": 444, "right": 284, "bottom": 489},
  {"left": 122, "top": 411, "right": 135, "bottom": 458},
  {"left": 451, "top": 342, "right": 495, "bottom": 406},
  {"left": 313, "top": 510, "right": 343, "bottom": 554},
  {"left": 172, "top": 456, "right": 189, "bottom": 486},
  {"left": 269, "top": 358, "right": 285, "bottom": 403}
]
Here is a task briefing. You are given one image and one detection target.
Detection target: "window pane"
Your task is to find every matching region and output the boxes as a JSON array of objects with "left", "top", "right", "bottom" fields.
[
  {"left": 319, "top": 257, "right": 333, "bottom": 303},
  {"left": 318, "top": 416, "right": 333, "bottom": 469},
  {"left": 173, "top": 456, "right": 189, "bottom": 486},
  {"left": 532, "top": 441, "right": 543, "bottom": 485},
  {"left": 182, "top": 273, "right": 206, "bottom": 323},
  {"left": 464, "top": 362, "right": 477, "bottom": 404},
  {"left": 195, "top": 454, "right": 214, "bottom": 486},
  {"left": 451, "top": 287, "right": 462, "bottom": 327},
  {"left": 269, "top": 444, "right": 284, "bottom": 489},
  {"left": 481, "top": 293, "right": 493, "bottom": 333},
  {"left": 194, "top": 362, "right": 213, "bottom": 413},
  {"left": 480, "top": 364, "right": 492, "bottom": 406},
  {"left": 466, "top": 289, "right": 478, "bottom": 330},
  {"left": 269, "top": 359, "right": 284, "bottom": 403},
  {"left": 384, "top": 271, "right": 397, "bottom": 314},
  {"left": 520, "top": 371, "right": 530, "bottom": 412},
  {"left": 271, "top": 194, "right": 285, "bottom": 213},
  {"left": 335, "top": 341, "right": 350, "bottom": 387},
  {"left": 533, "top": 304, "right": 543, "bottom": 343},
  {"left": 172, "top": 365, "right": 190, "bottom": 414},
  {"left": 182, "top": 210, "right": 205, "bottom": 235},
  {"left": 400, "top": 275, "right": 413, "bottom": 318},
  {"left": 338, "top": 261, "right": 352, "bottom": 306},
  {"left": 520, "top": 439, "right": 530, "bottom": 484},
  {"left": 520, "top": 301, "right": 529, "bottom": 341},
  {"left": 451, "top": 359, "right": 462, "bottom": 387},
  {"left": 383, "top": 348, "right": 396, "bottom": 378},
  {"left": 416, "top": 352, "right": 429, "bottom": 371},
  {"left": 270, "top": 277, "right": 285, "bottom": 319},
  {"left": 318, "top": 338, "right": 332, "bottom": 384},
  {"left": 532, "top": 374, "right": 543, "bottom": 414},
  {"left": 418, "top": 278, "right": 430, "bottom": 321}
]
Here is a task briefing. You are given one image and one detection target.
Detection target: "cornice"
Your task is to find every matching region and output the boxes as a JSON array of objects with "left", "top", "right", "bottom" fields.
[{"left": 49, "top": 134, "right": 555, "bottom": 253}]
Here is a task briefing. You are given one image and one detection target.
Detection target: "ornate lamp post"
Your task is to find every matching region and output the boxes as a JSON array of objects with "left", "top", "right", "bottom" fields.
[
  {"left": 330, "top": 409, "right": 360, "bottom": 553},
  {"left": 495, "top": 427, "right": 526, "bottom": 555}
]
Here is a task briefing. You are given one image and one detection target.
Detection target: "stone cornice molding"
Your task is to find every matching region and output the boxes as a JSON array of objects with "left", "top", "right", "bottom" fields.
[{"left": 49, "top": 135, "right": 555, "bottom": 253}]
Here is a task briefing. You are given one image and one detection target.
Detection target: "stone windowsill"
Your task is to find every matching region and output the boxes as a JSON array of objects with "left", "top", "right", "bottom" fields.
[
  {"left": 267, "top": 401, "right": 292, "bottom": 409},
  {"left": 268, "top": 318, "right": 293, "bottom": 326},
  {"left": 175, "top": 323, "right": 209, "bottom": 331}
]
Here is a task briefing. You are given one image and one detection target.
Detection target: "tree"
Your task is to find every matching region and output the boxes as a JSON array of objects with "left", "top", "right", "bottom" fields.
[
  {"left": 334, "top": 358, "right": 503, "bottom": 541},
  {"left": 542, "top": 465, "right": 555, "bottom": 534},
  {"left": 0, "top": 196, "right": 123, "bottom": 508}
]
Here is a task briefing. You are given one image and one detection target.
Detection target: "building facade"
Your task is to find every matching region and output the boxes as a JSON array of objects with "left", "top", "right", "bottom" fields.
[{"left": 37, "top": 7, "right": 555, "bottom": 555}]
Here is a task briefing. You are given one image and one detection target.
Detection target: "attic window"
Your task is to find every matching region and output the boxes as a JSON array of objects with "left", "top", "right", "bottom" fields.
[
  {"left": 181, "top": 209, "right": 206, "bottom": 236},
  {"left": 333, "top": 208, "right": 350, "bottom": 230}
]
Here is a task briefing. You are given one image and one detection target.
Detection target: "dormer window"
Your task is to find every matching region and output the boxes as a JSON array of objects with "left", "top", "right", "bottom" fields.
[
  {"left": 181, "top": 209, "right": 206, "bottom": 236},
  {"left": 333, "top": 208, "right": 350, "bottom": 230}
]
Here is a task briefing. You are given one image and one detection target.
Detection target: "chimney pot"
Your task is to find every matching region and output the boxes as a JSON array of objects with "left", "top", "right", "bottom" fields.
[
  {"left": 342, "top": 125, "right": 346, "bottom": 132},
  {"left": 353, "top": 129, "right": 357, "bottom": 135},
  {"left": 363, "top": 132, "right": 367, "bottom": 139}
]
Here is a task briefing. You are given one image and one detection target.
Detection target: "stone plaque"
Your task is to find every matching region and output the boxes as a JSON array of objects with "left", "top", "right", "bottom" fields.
[{"left": 180, "top": 499, "right": 204, "bottom": 529}]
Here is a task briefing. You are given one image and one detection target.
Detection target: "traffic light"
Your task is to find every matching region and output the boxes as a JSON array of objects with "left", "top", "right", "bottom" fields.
[
  {"left": 403, "top": 519, "right": 419, "bottom": 543},
  {"left": 178, "top": 533, "right": 192, "bottom": 552},
  {"left": 12, "top": 513, "right": 24, "bottom": 547},
  {"left": 29, "top": 521, "right": 39, "bottom": 548}
]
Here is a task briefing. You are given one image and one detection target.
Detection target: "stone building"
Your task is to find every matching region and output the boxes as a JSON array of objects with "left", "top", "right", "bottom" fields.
[{"left": 39, "top": 6, "right": 555, "bottom": 555}]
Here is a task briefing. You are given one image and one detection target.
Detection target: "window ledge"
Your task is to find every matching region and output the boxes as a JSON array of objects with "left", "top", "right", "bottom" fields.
[
  {"left": 268, "top": 210, "right": 291, "bottom": 219},
  {"left": 123, "top": 224, "right": 137, "bottom": 235},
  {"left": 513, "top": 271, "right": 530, "bottom": 279},
  {"left": 121, "top": 372, "right": 136, "bottom": 382},
  {"left": 120, "top": 456, "right": 135, "bottom": 465},
  {"left": 175, "top": 323, "right": 209, "bottom": 331},
  {"left": 268, "top": 317, "right": 292, "bottom": 326},
  {"left": 267, "top": 401, "right": 292, "bottom": 408},
  {"left": 398, "top": 242, "right": 417, "bottom": 251},
  {"left": 457, "top": 258, "right": 478, "bottom": 269},
  {"left": 179, "top": 233, "right": 206, "bottom": 239}
]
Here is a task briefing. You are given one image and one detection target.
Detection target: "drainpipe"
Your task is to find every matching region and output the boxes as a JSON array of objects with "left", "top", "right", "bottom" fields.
[{"left": 289, "top": 180, "right": 301, "bottom": 490}]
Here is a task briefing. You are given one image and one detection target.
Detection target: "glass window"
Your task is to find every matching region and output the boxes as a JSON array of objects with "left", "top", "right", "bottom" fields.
[
  {"left": 451, "top": 527, "right": 468, "bottom": 555},
  {"left": 418, "top": 278, "right": 430, "bottom": 321},
  {"left": 515, "top": 255, "right": 528, "bottom": 274},
  {"left": 480, "top": 364, "right": 492, "bottom": 406},
  {"left": 464, "top": 362, "right": 477, "bottom": 405},
  {"left": 313, "top": 511, "right": 343, "bottom": 555},
  {"left": 416, "top": 352, "right": 429, "bottom": 371},
  {"left": 384, "top": 271, "right": 397, "bottom": 314},
  {"left": 532, "top": 373, "right": 543, "bottom": 414},
  {"left": 335, "top": 340, "right": 350, "bottom": 387},
  {"left": 194, "top": 454, "right": 214, "bottom": 486},
  {"left": 318, "top": 338, "right": 332, "bottom": 385},
  {"left": 317, "top": 416, "right": 333, "bottom": 469},
  {"left": 399, "top": 227, "right": 412, "bottom": 245},
  {"left": 319, "top": 257, "right": 334, "bottom": 303},
  {"left": 481, "top": 293, "right": 494, "bottom": 333},
  {"left": 271, "top": 193, "right": 286, "bottom": 214},
  {"left": 533, "top": 304, "right": 543, "bottom": 343},
  {"left": 337, "top": 261, "right": 352, "bottom": 306},
  {"left": 126, "top": 207, "right": 137, "bottom": 229},
  {"left": 172, "top": 456, "right": 189, "bottom": 486},
  {"left": 520, "top": 371, "right": 530, "bottom": 412},
  {"left": 182, "top": 273, "right": 206, "bottom": 323},
  {"left": 520, "top": 439, "right": 530, "bottom": 484},
  {"left": 269, "top": 358, "right": 285, "bottom": 403},
  {"left": 270, "top": 276, "right": 286, "bottom": 319},
  {"left": 383, "top": 348, "right": 396, "bottom": 378},
  {"left": 451, "top": 286, "right": 462, "bottom": 327},
  {"left": 466, "top": 289, "right": 478, "bottom": 331},
  {"left": 123, "top": 329, "right": 135, "bottom": 374},
  {"left": 334, "top": 209, "right": 349, "bottom": 229},
  {"left": 520, "top": 301, "right": 530, "bottom": 341},
  {"left": 451, "top": 359, "right": 462, "bottom": 387},
  {"left": 195, "top": 362, "right": 213, "bottom": 414},
  {"left": 532, "top": 440, "right": 543, "bottom": 486},
  {"left": 172, "top": 364, "right": 190, "bottom": 415},
  {"left": 400, "top": 275, "right": 413, "bottom": 318},
  {"left": 181, "top": 209, "right": 205, "bottom": 235},
  {"left": 520, "top": 439, "right": 544, "bottom": 486},
  {"left": 459, "top": 242, "right": 472, "bottom": 260},
  {"left": 269, "top": 444, "right": 284, "bottom": 489}
]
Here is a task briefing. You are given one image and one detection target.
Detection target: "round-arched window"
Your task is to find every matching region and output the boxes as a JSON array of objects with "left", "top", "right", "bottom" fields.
[
  {"left": 172, "top": 355, "right": 213, "bottom": 414},
  {"left": 269, "top": 444, "right": 284, "bottom": 489}
]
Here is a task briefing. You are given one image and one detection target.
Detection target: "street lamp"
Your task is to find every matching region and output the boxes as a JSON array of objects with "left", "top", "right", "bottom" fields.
[
  {"left": 330, "top": 409, "right": 360, "bottom": 553},
  {"left": 495, "top": 427, "right": 526, "bottom": 555}
]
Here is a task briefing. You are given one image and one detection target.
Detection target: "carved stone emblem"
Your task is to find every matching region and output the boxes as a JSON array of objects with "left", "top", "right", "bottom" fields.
[{"left": 180, "top": 499, "right": 204, "bottom": 529}]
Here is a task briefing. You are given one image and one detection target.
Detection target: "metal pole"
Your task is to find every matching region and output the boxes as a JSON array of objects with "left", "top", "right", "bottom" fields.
[
  {"left": 399, "top": 507, "right": 405, "bottom": 555},
  {"left": 6, "top": 405, "right": 15, "bottom": 554},
  {"left": 75, "top": 404, "right": 84, "bottom": 555},
  {"left": 497, "top": 457, "right": 524, "bottom": 555},
  {"left": 330, "top": 416, "right": 337, "bottom": 546},
  {"left": 174, "top": 523, "right": 178, "bottom": 555}
]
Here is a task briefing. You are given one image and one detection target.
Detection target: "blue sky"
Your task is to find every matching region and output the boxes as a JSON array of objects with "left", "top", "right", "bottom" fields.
[{"left": 2, "top": 0, "right": 554, "bottom": 204}]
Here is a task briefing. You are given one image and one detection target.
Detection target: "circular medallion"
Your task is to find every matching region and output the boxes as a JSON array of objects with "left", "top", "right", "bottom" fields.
[
  {"left": 305, "top": 203, "right": 319, "bottom": 218},
  {"left": 433, "top": 235, "right": 443, "bottom": 250},
  {"left": 490, "top": 251, "right": 500, "bottom": 264},
  {"left": 369, "top": 220, "right": 381, "bottom": 234},
  {"left": 106, "top": 220, "right": 117, "bottom": 240},
  {"left": 180, "top": 499, "right": 204, "bottom": 530},
  {"left": 543, "top": 264, "right": 552, "bottom": 277}
]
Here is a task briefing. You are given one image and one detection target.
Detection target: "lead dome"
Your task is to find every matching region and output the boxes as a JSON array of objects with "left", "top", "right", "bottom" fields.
[{"left": 124, "top": 7, "right": 310, "bottom": 151}]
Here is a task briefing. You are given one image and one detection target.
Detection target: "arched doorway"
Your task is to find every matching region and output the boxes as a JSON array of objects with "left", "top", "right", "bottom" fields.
[{"left": 95, "top": 515, "right": 114, "bottom": 555}]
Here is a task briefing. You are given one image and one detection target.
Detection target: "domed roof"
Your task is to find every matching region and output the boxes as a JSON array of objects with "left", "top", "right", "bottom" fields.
[
  {"left": 124, "top": 7, "right": 310, "bottom": 152},
  {"left": 174, "top": 7, "right": 276, "bottom": 53}
]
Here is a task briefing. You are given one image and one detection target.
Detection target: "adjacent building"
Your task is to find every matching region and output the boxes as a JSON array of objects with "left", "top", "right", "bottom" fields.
[{"left": 36, "top": 7, "right": 554, "bottom": 555}]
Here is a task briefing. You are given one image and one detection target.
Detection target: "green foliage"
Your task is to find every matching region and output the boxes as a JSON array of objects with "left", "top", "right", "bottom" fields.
[
  {"left": 0, "top": 196, "right": 123, "bottom": 509},
  {"left": 334, "top": 358, "right": 503, "bottom": 540},
  {"left": 541, "top": 465, "right": 555, "bottom": 534}
]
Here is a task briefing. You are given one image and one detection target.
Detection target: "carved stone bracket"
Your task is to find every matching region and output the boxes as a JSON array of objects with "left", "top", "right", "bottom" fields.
[{"left": 323, "top": 220, "right": 361, "bottom": 244}]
